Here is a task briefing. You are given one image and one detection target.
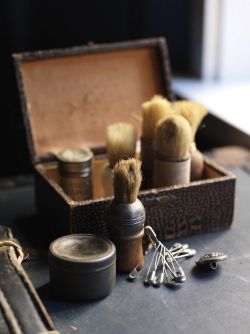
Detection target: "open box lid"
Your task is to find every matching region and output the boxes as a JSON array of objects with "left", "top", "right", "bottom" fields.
[{"left": 13, "top": 37, "right": 174, "bottom": 164}]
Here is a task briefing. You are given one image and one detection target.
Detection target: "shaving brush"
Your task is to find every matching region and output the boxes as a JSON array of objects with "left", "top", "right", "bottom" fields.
[
  {"left": 172, "top": 101, "right": 208, "bottom": 180},
  {"left": 153, "top": 114, "right": 192, "bottom": 187},
  {"left": 141, "top": 95, "right": 174, "bottom": 187},
  {"left": 106, "top": 158, "right": 145, "bottom": 272},
  {"left": 102, "top": 122, "right": 137, "bottom": 197}
]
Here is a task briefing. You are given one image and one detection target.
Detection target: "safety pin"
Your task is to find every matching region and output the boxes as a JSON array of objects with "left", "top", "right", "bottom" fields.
[
  {"left": 144, "top": 242, "right": 161, "bottom": 285},
  {"left": 151, "top": 244, "right": 164, "bottom": 287},
  {"left": 161, "top": 244, "right": 186, "bottom": 283},
  {"left": 173, "top": 248, "right": 196, "bottom": 259},
  {"left": 128, "top": 262, "right": 145, "bottom": 281},
  {"left": 167, "top": 248, "right": 196, "bottom": 261},
  {"left": 145, "top": 226, "right": 186, "bottom": 283}
]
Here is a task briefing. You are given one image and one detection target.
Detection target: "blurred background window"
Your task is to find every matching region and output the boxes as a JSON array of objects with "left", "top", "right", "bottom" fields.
[{"left": 174, "top": 0, "right": 250, "bottom": 139}]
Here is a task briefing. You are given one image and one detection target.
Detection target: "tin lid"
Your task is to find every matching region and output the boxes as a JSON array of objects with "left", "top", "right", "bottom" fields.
[
  {"left": 57, "top": 148, "right": 93, "bottom": 163},
  {"left": 57, "top": 148, "right": 93, "bottom": 175},
  {"left": 49, "top": 234, "right": 116, "bottom": 273}
]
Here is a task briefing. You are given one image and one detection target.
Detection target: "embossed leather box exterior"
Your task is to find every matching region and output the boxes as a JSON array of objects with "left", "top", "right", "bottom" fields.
[{"left": 13, "top": 38, "right": 236, "bottom": 240}]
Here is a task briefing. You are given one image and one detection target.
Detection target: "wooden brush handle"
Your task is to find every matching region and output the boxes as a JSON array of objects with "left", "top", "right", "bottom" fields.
[
  {"left": 141, "top": 138, "right": 153, "bottom": 189},
  {"left": 153, "top": 158, "right": 191, "bottom": 187},
  {"left": 190, "top": 146, "right": 204, "bottom": 181},
  {"left": 141, "top": 138, "right": 153, "bottom": 171},
  {"left": 101, "top": 163, "right": 114, "bottom": 197},
  {"left": 111, "top": 229, "right": 144, "bottom": 273}
]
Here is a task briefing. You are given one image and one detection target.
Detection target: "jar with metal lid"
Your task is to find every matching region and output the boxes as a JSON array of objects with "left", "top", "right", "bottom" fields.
[
  {"left": 57, "top": 148, "right": 93, "bottom": 201},
  {"left": 49, "top": 234, "right": 116, "bottom": 301}
]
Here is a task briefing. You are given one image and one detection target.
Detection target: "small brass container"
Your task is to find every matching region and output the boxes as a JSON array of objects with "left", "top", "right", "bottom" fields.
[
  {"left": 49, "top": 234, "right": 116, "bottom": 301},
  {"left": 57, "top": 148, "right": 93, "bottom": 201}
]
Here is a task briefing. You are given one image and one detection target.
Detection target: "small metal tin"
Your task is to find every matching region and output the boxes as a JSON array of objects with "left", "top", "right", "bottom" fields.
[
  {"left": 49, "top": 234, "right": 116, "bottom": 301},
  {"left": 196, "top": 252, "right": 228, "bottom": 270},
  {"left": 57, "top": 148, "right": 93, "bottom": 201}
]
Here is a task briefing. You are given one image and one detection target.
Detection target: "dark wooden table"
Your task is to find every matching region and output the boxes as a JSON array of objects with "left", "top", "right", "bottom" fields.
[{"left": 0, "top": 150, "right": 250, "bottom": 334}]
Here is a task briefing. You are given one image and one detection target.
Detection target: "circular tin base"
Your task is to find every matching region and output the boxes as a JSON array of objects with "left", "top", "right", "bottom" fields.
[{"left": 49, "top": 234, "right": 116, "bottom": 301}]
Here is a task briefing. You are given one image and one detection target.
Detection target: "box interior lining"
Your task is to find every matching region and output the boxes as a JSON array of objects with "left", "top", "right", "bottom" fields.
[
  {"left": 38, "top": 158, "right": 229, "bottom": 202},
  {"left": 20, "top": 48, "right": 165, "bottom": 161}
]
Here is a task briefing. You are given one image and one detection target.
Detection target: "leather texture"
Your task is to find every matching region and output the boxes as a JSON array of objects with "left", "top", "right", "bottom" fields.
[
  {"left": 0, "top": 226, "right": 58, "bottom": 334},
  {"left": 35, "top": 157, "right": 236, "bottom": 241}
]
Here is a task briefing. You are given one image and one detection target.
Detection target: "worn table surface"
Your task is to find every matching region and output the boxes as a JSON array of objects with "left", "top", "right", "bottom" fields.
[{"left": 0, "top": 161, "right": 250, "bottom": 334}]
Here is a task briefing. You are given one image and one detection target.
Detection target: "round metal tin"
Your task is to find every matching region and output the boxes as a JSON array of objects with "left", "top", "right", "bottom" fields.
[
  {"left": 57, "top": 148, "right": 93, "bottom": 201},
  {"left": 49, "top": 234, "right": 116, "bottom": 301}
]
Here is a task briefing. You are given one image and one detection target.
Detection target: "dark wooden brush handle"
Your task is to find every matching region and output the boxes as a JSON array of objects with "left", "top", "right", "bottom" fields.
[{"left": 111, "top": 229, "right": 144, "bottom": 273}]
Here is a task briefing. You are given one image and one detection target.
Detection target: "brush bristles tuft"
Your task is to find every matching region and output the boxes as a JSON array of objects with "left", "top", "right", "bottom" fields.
[
  {"left": 142, "top": 95, "right": 174, "bottom": 142},
  {"left": 172, "top": 101, "right": 207, "bottom": 139},
  {"left": 106, "top": 122, "right": 137, "bottom": 167},
  {"left": 113, "top": 158, "right": 142, "bottom": 203},
  {"left": 155, "top": 114, "right": 192, "bottom": 161}
]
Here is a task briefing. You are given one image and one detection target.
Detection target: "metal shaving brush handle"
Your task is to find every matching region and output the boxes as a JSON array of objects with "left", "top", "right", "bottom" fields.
[
  {"left": 106, "top": 198, "right": 145, "bottom": 272},
  {"left": 106, "top": 199, "right": 145, "bottom": 237}
]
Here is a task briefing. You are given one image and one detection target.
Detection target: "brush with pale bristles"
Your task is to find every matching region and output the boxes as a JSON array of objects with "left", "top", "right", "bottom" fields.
[
  {"left": 101, "top": 122, "right": 137, "bottom": 197},
  {"left": 113, "top": 158, "right": 142, "bottom": 203},
  {"left": 172, "top": 101, "right": 207, "bottom": 140},
  {"left": 142, "top": 95, "right": 173, "bottom": 141},
  {"left": 107, "top": 122, "right": 137, "bottom": 167},
  {"left": 153, "top": 114, "right": 192, "bottom": 187},
  {"left": 172, "top": 100, "right": 208, "bottom": 180},
  {"left": 106, "top": 158, "right": 145, "bottom": 272},
  {"left": 141, "top": 95, "right": 174, "bottom": 187}
]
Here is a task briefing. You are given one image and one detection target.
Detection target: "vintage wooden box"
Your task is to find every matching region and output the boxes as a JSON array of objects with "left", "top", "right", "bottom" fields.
[{"left": 13, "top": 37, "right": 236, "bottom": 240}]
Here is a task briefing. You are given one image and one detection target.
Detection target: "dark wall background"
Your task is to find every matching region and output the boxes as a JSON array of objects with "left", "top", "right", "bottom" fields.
[{"left": 0, "top": 0, "right": 198, "bottom": 176}]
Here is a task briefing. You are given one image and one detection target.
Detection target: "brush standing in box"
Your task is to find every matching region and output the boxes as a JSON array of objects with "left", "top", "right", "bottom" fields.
[
  {"left": 153, "top": 114, "right": 193, "bottom": 187},
  {"left": 101, "top": 122, "right": 137, "bottom": 197},
  {"left": 141, "top": 95, "right": 174, "bottom": 188},
  {"left": 173, "top": 100, "right": 208, "bottom": 180}
]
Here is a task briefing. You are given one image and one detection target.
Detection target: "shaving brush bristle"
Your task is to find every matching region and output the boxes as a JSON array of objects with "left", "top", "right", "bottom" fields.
[
  {"left": 154, "top": 114, "right": 192, "bottom": 161},
  {"left": 106, "top": 122, "right": 137, "bottom": 168},
  {"left": 142, "top": 95, "right": 174, "bottom": 142},
  {"left": 172, "top": 101, "right": 207, "bottom": 140},
  {"left": 113, "top": 158, "right": 142, "bottom": 204}
]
